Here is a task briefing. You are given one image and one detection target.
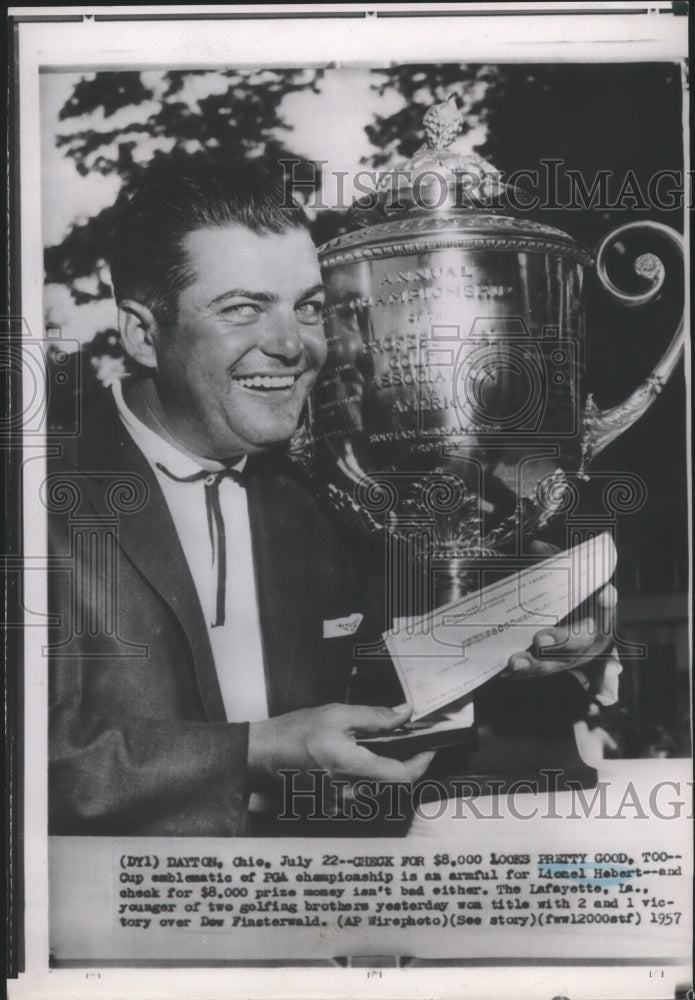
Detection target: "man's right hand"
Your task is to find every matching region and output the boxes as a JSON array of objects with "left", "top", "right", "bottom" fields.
[{"left": 247, "top": 703, "right": 434, "bottom": 787}]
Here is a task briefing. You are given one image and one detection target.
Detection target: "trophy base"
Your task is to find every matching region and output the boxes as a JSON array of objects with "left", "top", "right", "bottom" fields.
[
  {"left": 421, "top": 723, "right": 597, "bottom": 799},
  {"left": 358, "top": 722, "right": 595, "bottom": 792}
]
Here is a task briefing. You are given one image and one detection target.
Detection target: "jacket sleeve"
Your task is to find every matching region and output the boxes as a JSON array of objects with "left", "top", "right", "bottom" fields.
[{"left": 49, "top": 700, "right": 250, "bottom": 836}]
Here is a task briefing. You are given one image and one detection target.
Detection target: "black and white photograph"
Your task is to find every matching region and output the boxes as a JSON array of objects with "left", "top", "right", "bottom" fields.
[{"left": 5, "top": 5, "right": 692, "bottom": 999}]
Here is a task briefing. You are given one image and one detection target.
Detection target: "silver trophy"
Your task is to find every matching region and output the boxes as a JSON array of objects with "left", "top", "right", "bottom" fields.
[{"left": 311, "top": 95, "right": 684, "bottom": 613}]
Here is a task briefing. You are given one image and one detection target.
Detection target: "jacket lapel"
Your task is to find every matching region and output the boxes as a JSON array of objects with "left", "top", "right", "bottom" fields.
[
  {"left": 246, "top": 462, "right": 314, "bottom": 718},
  {"left": 74, "top": 393, "right": 227, "bottom": 722}
]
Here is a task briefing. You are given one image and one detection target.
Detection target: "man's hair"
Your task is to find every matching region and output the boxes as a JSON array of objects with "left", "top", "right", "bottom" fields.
[{"left": 108, "top": 159, "right": 310, "bottom": 324}]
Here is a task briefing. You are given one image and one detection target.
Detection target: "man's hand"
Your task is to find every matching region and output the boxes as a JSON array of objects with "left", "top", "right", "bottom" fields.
[
  {"left": 504, "top": 581, "right": 617, "bottom": 678},
  {"left": 248, "top": 703, "right": 434, "bottom": 788},
  {"left": 501, "top": 540, "right": 622, "bottom": 706}
]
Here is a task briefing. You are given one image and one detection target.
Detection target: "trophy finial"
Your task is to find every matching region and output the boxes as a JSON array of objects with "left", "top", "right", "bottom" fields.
[
  {"left": 422, "top": 92, "right": 464, "bottom": 151},
  {"left": 350, "top": 89, "right": 533, "bottom": 223}
]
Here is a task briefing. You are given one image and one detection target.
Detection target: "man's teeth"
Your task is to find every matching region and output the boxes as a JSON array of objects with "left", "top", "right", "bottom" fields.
[{"left": 234, "top": 375, "right": 297, "bottom": 390}]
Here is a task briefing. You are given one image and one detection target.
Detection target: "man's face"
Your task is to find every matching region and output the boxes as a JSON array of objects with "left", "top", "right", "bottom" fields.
[{"left": 151, "top": 225, "right": 327, "bottom": 459}]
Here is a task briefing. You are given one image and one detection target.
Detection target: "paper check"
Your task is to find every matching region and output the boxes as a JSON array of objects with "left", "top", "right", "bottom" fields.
[{"left": 384, "top": 533, "right": 617, "bottom": 721}]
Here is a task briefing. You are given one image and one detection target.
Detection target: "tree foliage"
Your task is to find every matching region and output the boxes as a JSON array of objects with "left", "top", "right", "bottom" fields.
[
  {"left": 362, "top": 64, "right": 496, "bottom": 167},
  {"left": 50, "top": 63, "right": 683, "bottom": 307},
  {"left": 363, "top": 62, "right": 683, "bottom": 245},
  {"left": 45, "top": 68, "right": 325, "bottom": 302}
]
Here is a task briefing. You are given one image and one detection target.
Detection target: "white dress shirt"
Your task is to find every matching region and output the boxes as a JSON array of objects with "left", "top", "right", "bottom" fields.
[{"left": 112, "top": 378, "right": 269, "bottom": 723}]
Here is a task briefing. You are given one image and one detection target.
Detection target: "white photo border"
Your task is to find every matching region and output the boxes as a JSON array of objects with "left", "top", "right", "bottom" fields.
[{"left": 9, "top": 4, "right": 692, "bottom": 1000}]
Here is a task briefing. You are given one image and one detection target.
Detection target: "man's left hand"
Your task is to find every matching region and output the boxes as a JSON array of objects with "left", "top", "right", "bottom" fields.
[{"left": 501, "top": 545, "right": 622, "bottom": 708}]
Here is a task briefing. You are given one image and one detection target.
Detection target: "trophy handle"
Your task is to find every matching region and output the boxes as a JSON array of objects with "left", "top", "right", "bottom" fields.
[{"left": 580, "top": 221, "right": 685, "bottom": 472}]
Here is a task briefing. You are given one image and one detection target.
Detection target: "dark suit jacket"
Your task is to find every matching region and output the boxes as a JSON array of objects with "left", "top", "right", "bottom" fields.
[{"left": 48, "top": 394, "right": 367, "bottom": 836}]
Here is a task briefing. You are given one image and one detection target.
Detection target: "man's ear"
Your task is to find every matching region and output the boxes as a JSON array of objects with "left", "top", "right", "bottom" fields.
[{"left": 118, "top": 300, "right": 159, "bottom": 369}]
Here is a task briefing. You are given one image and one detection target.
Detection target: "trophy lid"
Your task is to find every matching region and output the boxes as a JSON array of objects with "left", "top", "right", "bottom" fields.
[
  {"left": 319, "top": 92, "right": 589, "bottom": 266},
  {"left": 350, "top": 92, "right": 535, "bottom": 225}
]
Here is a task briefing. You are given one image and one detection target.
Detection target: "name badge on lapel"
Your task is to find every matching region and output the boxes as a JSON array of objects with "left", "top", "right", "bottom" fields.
[{"left": 323, "top": 613, "right": 364, "bottom": 638}]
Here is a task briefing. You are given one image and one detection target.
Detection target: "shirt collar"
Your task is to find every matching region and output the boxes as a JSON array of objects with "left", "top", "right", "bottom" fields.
[{"left": 112, "top": 378, "right": 247, "bottom": 481}]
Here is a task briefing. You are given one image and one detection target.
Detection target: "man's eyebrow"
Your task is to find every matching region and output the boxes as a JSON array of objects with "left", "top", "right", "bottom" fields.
[
  {"left": 208, "top": 289, "right": 278, "bottom": 307},
  {"left": 207, "top": 284, "right": 325, "bottom": 308},
  {"left": 296, "top": 284, "right": 326, "bottom": 301}
]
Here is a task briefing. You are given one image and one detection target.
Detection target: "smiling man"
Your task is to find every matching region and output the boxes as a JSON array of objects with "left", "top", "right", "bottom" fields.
[
  {"left": 48, "top": 162, "right": 435, "bottom": 837},
  {"left": 47, "top": 161, "right": 617, "bottom": 837},
  {"left": 119, "top": 224, "right": 327, "bottom": 459}
]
